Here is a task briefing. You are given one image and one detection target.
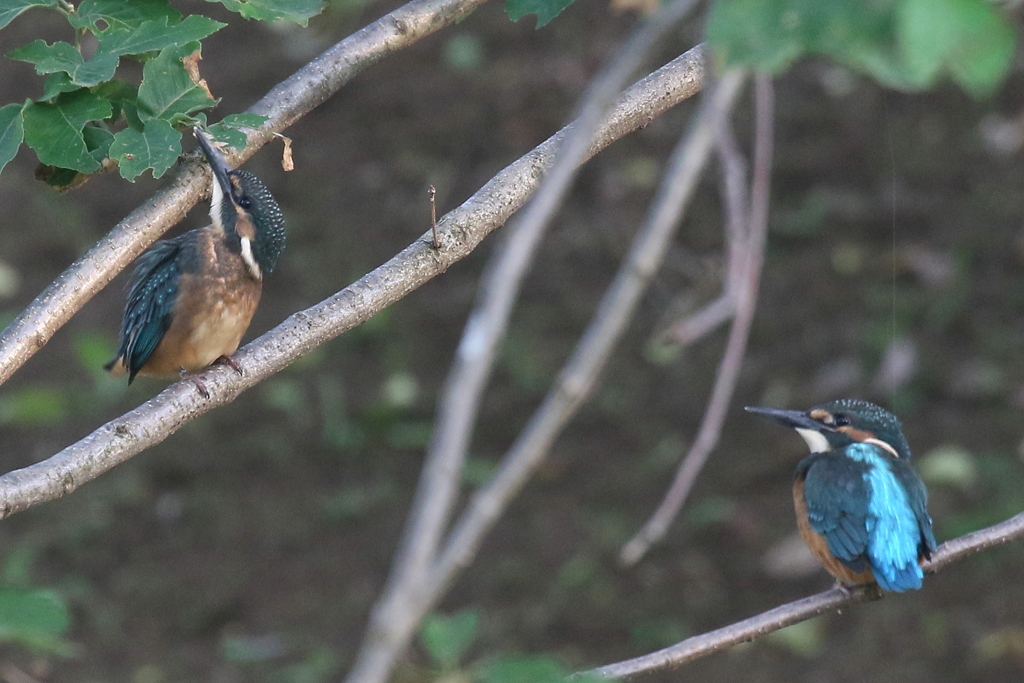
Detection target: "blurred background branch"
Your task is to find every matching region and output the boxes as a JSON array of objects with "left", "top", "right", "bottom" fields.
[
  {"left": 349, "top": 2, "right": 706, "bottom": 682},
  {"left": 620, "top": 75, "right": 774, "bottom": 566}
]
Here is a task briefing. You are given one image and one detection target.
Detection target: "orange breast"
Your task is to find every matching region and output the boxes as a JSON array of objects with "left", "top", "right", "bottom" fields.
[
  {"left": 135, "top": 229, "right": 263, "bottom": 377},
  {"left": 793, "top": 478, "right": 875, "bottom": 587}
]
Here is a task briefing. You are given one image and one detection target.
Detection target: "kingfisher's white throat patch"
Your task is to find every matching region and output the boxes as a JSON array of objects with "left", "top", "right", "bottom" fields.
[
  {"left": 795, "top": 428, "right": 830, "bottom": 453},
  {"left": 240, "top": 236, "right": 261, "bottom": 280}
]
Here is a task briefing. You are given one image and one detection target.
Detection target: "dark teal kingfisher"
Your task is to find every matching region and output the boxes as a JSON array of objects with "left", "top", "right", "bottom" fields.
[
  {"left": 106, "top": 128, "right": 285, "bottom": 394},
  {"left": 746, "top": 399, "right": 937, "bottom": 592}
]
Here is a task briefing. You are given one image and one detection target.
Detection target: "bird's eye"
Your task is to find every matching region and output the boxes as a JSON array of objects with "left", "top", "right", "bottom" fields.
[
  {"left": 833, "top": 414, "right": 850, "bottom": 427},
  {"left": 239, "top": 196, "right": 252, "bottom": 209}
]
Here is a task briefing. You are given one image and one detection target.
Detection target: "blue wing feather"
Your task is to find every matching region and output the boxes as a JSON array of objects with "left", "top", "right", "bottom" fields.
[
  {"left": 108, "top": 235, "right": 188, "bottom": 381},
  {"left": 844, "top": 442, "right": 929, "bottom": 592}
]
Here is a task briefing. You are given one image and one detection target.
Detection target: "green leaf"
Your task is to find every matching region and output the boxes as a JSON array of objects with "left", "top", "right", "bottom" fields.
[
  {"left": 137, "top": 44, "right": 216, "bottom": 123},
  {"left": 6, "top": 40, "right": 120, "bottom": 86},
  {"left": 74, "top": 52, "right": 119, "bottom": 86},
  {"left": 22, "top": 89, "right": 111, "bottom": 172},
  {"left": 0, "top": 103, "right": 24, "bottom": 177},
  {"left": 205, "top": 124, "right": 246, "bottom": 151},
  {"left": 0, "top": 585, "right": 72, "bottom": 654},
  {"left": 204, "top": 0, "right": 325, "bottom": 25},
  {"left": 7, "top": 40, "right": 80, "bottom": 74},
  {"left": 0, "top": 0, "right": 57, "bottom": 31},
  {"left": 96, "top": 14, "right": 224, "bottom": 58},
  {"left": 899, "top": 0, "right": 1014, "bottom": 98},
  {"left": 40, "top": 72, "right": 79, "bottom": 100},
  {"left": 204, "top": 113, "right": 268, "bottom": 150},
  {"left": 109, "top": 118, "right": 180, "bottom": 180},
  {"left": 505, "top": 0, "right": 575, "bottom": 27},
  {"left": 420, "top": 609, "right": 480, "bottom": 669},
  {"left": 83, "top": 125, "right": 113, "bottom": 164},
  {"left": 69, "top": 0, "right": 180, "bottom": 31},
  {"left": 92, "top": 79, "right": 142, "bottom": 128},
  {"left": 219, "top": 112, "right": 268, "bottom": 128}
]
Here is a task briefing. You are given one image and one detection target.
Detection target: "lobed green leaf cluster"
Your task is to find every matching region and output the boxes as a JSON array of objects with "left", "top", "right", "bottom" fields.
[{"left": 0, "top": 0, "right": 324, "bottom": 185}]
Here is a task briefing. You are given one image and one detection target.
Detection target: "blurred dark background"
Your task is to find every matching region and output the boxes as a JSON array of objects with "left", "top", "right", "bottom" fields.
[{"left": 0, "top": 1, "right": 1023, "bottom": 681}]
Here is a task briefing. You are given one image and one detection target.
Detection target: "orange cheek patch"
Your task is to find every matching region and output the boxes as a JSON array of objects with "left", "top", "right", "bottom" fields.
[
  {"left": 837, "top": 426, "right": 873, "bottom": 442},
  {"left": 235, "top": 212, "right": 256, "bottom": 240},
  {"left": 837, "top": 426, "right": 900, "bottom": 458}
]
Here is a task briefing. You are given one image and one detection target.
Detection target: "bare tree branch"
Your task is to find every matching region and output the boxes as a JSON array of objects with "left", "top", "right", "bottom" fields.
[
  {"left": 620, "top": 76, "right": 775, "bottom": 567},
  {"left": 0, "top": 47, "right": 707, "bottom": 520},
  {"left": 429, "top": 67, "right": 744, "bottom": 594},
  {"left": 653, "top": 79, "right": 752, "bottom": 350},
  {"left": 334, "top": 67, "right": 745, "bottom": 683},
  {"left": 656, "top": 294, "right": 735, "bottom": 346},
  {"left": 588, "top": 509, "right": 1024, "bottom": 679},
  {"left": 349, "top": 3, "right": 705, "bottom": 683},
  {"left": 0, "top": 0, "right": 490, "bottom": 388}
]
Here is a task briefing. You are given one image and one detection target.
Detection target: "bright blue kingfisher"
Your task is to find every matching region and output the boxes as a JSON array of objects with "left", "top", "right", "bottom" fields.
[
  {"left": 745, "top": 399, "right": 937, "bottom": 592},
  {"left": 105, "top": 127, "right": 285, "bottom": 395}
]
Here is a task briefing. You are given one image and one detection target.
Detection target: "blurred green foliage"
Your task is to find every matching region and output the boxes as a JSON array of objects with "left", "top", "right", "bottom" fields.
[
  {"left": 0, "top": 385, "right": 67, "bottom": 427},
  {"left": 421, "top": 608, "right": 481, "bottom": 670},
  {"left": 444, "top": 34, "right": 485, "bottom": 71},
  {"left": 220, "top": 634, "right": 340, "bottom": 683},
  {"left": 0, "top": 585, "right": 74, "bottom": 656},
  {"left": 707, "top": 0, "right": 1015, "bottom": 98},
  {"left": 476, "top": 654, "right": 603, "bottom": 683},
  {"left": 767, "top": 619, "right": 825, "bottom": 658},
  {"left": 320, "top": 480, "right": 396, "bottom": 522}
]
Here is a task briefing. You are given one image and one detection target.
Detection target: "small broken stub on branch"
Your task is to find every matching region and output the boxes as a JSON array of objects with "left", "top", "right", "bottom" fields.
[{"left": 429, "top": 185, "right": 439, "bottom": 249}]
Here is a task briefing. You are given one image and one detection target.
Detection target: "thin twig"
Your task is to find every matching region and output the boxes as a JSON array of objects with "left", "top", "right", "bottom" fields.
[
  {"left": 587, "top": 509, "right": 1024, "bottom": 679},
  {"left": 0, "top": 0, "right": 489, "bottom": 388},
  {"left": 715, "top": 105, "right": 750, "bottom": 279},
  {"left": 429, "top": 185, "right": 438, "bottom": 249},
  {"left": 0, "top": 48, "right": 707, "bottom": 520},
  {"left": 657, "top": 294, "right": 735, "bottom": 346},
  {"left": 431, "top": 68, "right": 745, "bottom": 595},
  {"left": 656, "top": 107, "right": 749, "bottom": 348},
  {"left": 348, "top": 5, "right": 705, "bottom": 683},
  {"left": 620, "top": 76, "right": 774, "bottom": 567}
]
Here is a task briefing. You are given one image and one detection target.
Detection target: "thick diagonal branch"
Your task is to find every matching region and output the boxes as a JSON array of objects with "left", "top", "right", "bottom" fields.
[{"left": 0, "top": 47, "right": 706, "bottom": 521}]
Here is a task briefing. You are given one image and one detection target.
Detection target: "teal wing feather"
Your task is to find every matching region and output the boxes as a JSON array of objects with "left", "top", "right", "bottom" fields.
[
  {"left": 106, "top": 235, "right": 188, "bottom": 381},
  {"left": 799, "top": 454, "right": 872, "bottom": 573}
]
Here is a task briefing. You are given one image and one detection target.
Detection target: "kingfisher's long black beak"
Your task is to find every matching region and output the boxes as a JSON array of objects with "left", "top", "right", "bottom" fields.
[
  {"left": 194, "top": 127, "right": 235, "bottom": 203},
  {"left": 745, "top": 406, "right": 826, "bottom": 432}
]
